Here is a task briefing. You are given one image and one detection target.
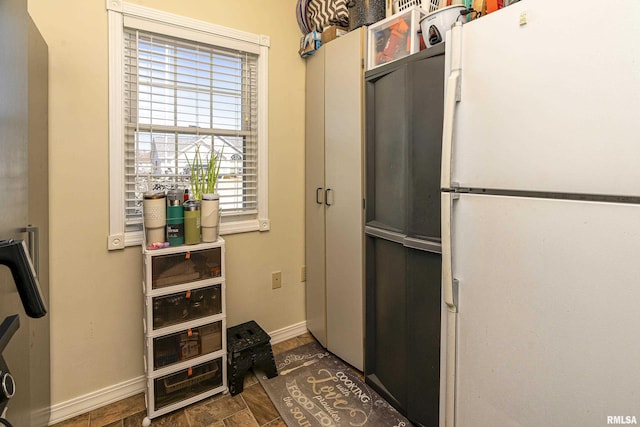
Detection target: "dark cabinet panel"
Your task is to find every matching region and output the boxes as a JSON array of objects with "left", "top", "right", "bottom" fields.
[
  {"left": 366, "top": 65, "right": 408, "bottom": 232},
  {"left": 407, "top": 55, "right": 445, "bottom": 241},
  {"left": 406, "top": 249, "right": 441, "bottom": 426},
  {"left": 365, "top": 44, "right": 445, "bottom": 427},
  {"left": 365, "top": 235, "right": 442, "bottom": 422},
  {"left": 365, "top": 236, "right": 407, "bottom": 410},
  {"left": 366, "top": 47, "right": 445, "bottom": 240}
]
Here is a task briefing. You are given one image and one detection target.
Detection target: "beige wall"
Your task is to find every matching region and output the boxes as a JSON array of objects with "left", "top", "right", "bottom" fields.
[{"left": 28, "top": 0, "right": 306, "bottom": 406}]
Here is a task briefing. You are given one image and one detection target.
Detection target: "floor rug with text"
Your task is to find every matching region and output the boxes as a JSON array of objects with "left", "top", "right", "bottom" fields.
[{"left": 256, "top": 342, "right": 412, "bottom": 427}]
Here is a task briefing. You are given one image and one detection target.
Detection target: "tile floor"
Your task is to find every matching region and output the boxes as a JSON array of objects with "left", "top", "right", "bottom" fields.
[{"left": 50, "top": 332, "right": 319, "bottom": 427}]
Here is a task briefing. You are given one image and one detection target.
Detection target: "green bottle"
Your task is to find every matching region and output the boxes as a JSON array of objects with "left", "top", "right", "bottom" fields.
[{"left": 183, "top": 200, "right": 201, "bottom": 245}]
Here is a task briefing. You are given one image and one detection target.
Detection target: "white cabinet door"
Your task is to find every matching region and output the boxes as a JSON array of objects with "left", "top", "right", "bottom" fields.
[
  {"left": 325, "top": 29, "right": 364, "bottom": 371},
  {"left": 450, "top": 193, "right": 640, "bottom": 427},
  {"left": 304, "top": 47, "right": 327, "bottom": 347}
]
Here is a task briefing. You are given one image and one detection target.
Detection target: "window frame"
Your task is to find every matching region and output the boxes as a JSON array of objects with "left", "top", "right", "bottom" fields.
[{"left": 107, "top": 0, "right": 270, "bottom": 249}]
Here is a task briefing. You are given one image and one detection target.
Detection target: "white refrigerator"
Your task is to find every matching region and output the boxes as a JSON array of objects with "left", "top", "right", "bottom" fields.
[{"left": 440, "top": 1, "right": 640, "bottom": 426}]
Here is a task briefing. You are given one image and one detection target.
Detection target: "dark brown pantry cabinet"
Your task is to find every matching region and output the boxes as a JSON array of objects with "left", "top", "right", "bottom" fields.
[{"left": 364, "top": 44, "right": 445, "bottom": 427}]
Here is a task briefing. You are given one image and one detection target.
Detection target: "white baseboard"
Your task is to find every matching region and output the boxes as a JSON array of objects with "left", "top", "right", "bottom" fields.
[
  {"left": 268, "top": 320, "right": 307, "bottom": 344},
  {"left": 48, "top": 375, "right": 145, "bottom": 425},
  {"left": 48, "top": 320, "right": 307, "bottom": 425}
]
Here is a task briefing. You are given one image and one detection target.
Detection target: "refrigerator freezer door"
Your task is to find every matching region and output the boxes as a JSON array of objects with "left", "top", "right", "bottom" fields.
[
  {"left": 449, "top": 193, "right": 640, "bottom": 427},
  {"left": 449, "top": 0, "right": 640, "bottom": 197}
]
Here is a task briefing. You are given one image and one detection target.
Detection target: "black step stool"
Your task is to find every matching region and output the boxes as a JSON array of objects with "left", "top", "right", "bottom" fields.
[{"left": 227, "top": 320, "right": 278, "bottom": 395}]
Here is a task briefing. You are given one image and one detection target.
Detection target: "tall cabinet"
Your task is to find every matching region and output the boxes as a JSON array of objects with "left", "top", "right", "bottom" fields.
[
  {"left": 364, "top": 44, "right": 445, "bottom": 426},
  {"left": 305, "top": 28, "right": 365, "bottom": 370}
]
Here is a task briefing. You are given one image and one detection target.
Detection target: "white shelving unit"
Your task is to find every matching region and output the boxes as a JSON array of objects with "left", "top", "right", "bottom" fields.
[{"left": 141, "top": 239, "right": 227, "bottom": 424}]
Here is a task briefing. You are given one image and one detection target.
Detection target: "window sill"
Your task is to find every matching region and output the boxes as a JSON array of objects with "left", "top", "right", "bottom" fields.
[{"left": 112, "top": 218, "right": 270, "bottom": 249}]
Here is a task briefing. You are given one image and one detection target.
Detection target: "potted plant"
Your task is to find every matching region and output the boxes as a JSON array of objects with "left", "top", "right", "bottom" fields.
[{"left": 186, "top": 144, "right": 222, "bottom": 242}]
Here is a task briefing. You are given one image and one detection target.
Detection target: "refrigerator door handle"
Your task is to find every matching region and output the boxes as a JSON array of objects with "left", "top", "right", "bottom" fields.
[
  {"left": 441, "top": 22, "right": 463, "bottom": 190},
  {"left": 441, "top": 192, "right": 457, "bottom": 312},
  {"left": 441, "top": 191, "right": 458, "bottom": 427}
]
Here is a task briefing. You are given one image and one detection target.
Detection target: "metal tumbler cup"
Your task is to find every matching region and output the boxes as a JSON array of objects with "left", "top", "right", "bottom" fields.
[
  {"left": 166, "top": 190, "right": 184, "bottom": 246},
  {"left": 143, "top": 192, "right": 166, "bottom": 245},
  {"left": 201, "top": 193, "right": 220, "bottom": 243}
]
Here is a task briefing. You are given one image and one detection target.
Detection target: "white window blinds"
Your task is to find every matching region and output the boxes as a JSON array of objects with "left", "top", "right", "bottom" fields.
[{"left": 123, "top": 28, "right": 259, "bottom": 231}]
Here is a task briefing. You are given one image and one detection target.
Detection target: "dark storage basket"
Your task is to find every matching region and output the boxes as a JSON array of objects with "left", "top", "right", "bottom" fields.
[
  {"left": 347, "top": 0, "right": 386, "bottom": 30},
  {"left": 152, "top": 284, "right": 222, "bottom": 330},
  {"left": 153, "top": 358, "right": 223, "bottom": 410}
]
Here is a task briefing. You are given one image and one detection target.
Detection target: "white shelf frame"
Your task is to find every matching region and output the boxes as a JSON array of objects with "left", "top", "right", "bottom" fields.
[{"left": 142, "top": 238, "right": 227, "bottom": 422}]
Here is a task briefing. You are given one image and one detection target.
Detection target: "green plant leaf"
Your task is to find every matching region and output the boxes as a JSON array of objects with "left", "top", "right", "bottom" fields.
[{"left": 184, "top": 142, "right": 222, "bottom": 200}]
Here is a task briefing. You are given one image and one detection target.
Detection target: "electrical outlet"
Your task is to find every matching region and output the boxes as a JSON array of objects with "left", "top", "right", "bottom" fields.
[
  {"left": 301, "top": 266, "right": 306, "bottom": 282},
  {"left": 272, "top": 271, "right": 282, "bottom": 289}
]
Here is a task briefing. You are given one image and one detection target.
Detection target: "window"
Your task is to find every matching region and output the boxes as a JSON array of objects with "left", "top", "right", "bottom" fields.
[{"left": 107, "top": 1, "right": 270, "bottom": 248}]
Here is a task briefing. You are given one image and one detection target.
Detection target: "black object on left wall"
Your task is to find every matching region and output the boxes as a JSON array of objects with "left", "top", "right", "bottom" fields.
[
  {"left": 0, "top": 240, "right": 47, "bottom": 319},
  {"left": 0, "top": 0, "right": 50, "bottom": 425},
  {"left": 364, "top": 44, "right": 446, "bottom": 427}
]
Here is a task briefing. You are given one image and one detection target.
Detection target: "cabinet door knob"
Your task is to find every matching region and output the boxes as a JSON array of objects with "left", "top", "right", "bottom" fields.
[
  {"left": 316, "top": 188, "right": 324, "bottom": 205},
  {"left": 325, "top": 189, "right": 333, "bottom": 206}
]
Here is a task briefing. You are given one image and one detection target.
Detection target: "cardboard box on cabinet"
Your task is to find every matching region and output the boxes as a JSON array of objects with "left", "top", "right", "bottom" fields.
[
  {"left": 321, "top": 26, "right": 348, "bottom": 45},
  {"left": 299, "top": 31, "right": 322, "bottom": 57}
]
